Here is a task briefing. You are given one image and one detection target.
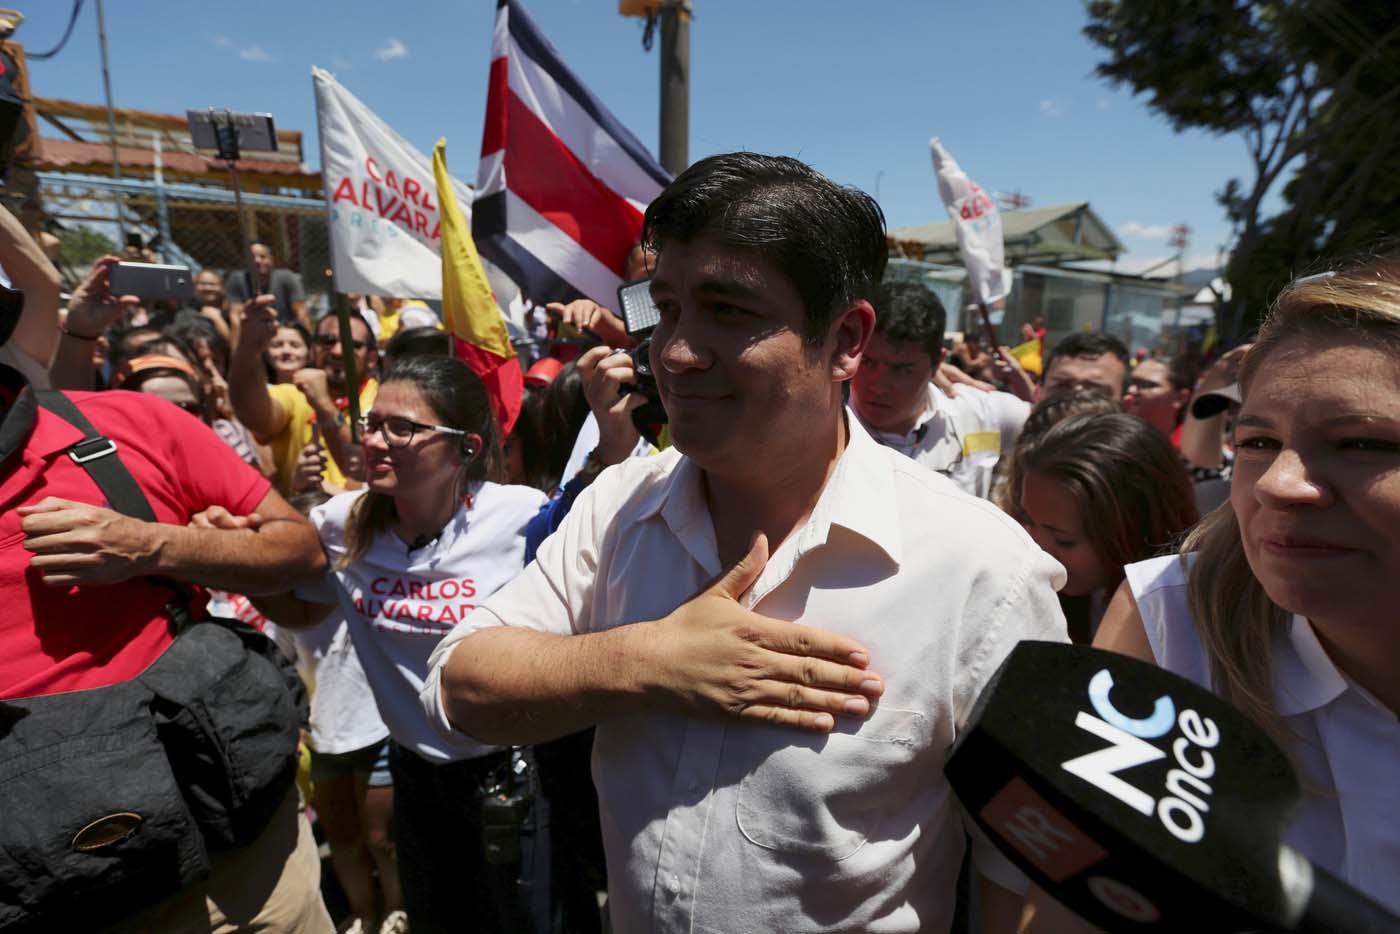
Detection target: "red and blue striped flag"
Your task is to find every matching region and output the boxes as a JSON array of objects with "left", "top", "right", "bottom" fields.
[{"left": 473, "top": 0, "right": 670, "bottom": 306}]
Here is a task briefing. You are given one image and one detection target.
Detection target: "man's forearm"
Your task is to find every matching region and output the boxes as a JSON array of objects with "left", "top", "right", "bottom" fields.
[
  {"left": 49, "top": 332, "right": 99, "bottom": 391},
  {"left": 311, "top": 404, "right": 364, "bottom": 482},
  {"left": 1179, "top": 412, "right": 1226, "bottom": 470},
  {"left": 441, "top": 624, "right": 654, "bottom": 745},
  {"left": 149, "top": 518, "right": 327, "bottom": 594},
  {"left": 228, "top": 347, "right": 283, "bottom": 440}
]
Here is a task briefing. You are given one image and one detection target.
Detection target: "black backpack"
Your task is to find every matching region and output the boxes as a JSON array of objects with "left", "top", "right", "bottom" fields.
[{"left": 0, "top": 390, "right": 308, "bottom": 932}]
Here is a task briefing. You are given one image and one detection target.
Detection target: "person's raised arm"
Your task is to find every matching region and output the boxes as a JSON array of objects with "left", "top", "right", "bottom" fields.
[
  {"left": 19, "top": 485, "right": 327, "bottom": 595},
  {"left": 0, "top": 203, "right": 62, "bottom": 373},
  {"left": 50, "top": 256, "right": 137, "bottom": 390},
  {"left": 436, "top": 533, "right": 885, "bottom": 745},
  {"left": 228, "top": 294, "right": 290, "bottom": 440},
  {"left": 1180, "top": 344, "right": 1250, "bottom": 471},
  {"left": 291, "top": 367, "right": 362, "bottom": 482}
]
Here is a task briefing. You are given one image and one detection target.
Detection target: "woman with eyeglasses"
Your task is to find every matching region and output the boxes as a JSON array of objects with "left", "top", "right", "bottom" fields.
[{"left": 252, "top": 355, "right": 566, "bottom": 933}]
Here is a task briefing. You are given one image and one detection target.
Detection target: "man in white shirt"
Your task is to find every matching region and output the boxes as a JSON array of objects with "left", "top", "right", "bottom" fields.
[
  {"left": 851, "top": 281, "right": 1030, "bottom": 499},
  {"left": 421, "top": 153, "right": 1067, "bottom": 933}
]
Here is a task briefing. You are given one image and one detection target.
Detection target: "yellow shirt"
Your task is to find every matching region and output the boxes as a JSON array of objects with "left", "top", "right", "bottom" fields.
[{"left": 266, "top": 379, "right": 379, "bottom": 495}]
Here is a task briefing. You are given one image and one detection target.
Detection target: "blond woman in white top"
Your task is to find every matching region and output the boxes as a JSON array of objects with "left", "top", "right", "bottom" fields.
[{"left": 1021, "top": 256, "right": 1400, "bottom": 930}]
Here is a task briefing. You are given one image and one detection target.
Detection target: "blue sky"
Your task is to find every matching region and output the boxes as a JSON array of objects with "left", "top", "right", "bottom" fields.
[{"left": 24, "top": 0, "right": 1270, "bottom": 275}]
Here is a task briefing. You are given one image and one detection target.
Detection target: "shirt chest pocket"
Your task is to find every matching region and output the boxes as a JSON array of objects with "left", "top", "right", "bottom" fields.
[{"left": 733, "top": 706, "right": 931, "bottom": 861}]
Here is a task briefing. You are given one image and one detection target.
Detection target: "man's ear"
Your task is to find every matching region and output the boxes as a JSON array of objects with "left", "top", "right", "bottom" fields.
[{"left": 829, "top": 299, "right": 875, "bottom": 382}]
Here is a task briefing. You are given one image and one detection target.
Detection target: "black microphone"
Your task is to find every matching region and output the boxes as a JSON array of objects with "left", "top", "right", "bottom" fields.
[{"left": 946, "top": 641, "right": 1400, "bottom": 933}]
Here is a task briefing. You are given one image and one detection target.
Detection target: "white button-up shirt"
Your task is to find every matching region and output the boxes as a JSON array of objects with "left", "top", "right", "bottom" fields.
[
  {"left": 424, "top": 414, "right": 1068, "bottom": 933},
  {"left": 1127, "top": 555, "right": 1400, "bottom": 914},
  {"left": 855, "top": 384, "right": 1030, "bottom": 500}
]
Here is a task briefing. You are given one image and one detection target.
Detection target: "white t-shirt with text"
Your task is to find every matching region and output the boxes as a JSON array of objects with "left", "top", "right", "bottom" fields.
[{"left": 299, "top": 482, "right": 547, "bottom": 762}]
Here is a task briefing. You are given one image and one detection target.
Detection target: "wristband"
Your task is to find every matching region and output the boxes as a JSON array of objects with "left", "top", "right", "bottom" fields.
[{"left": 61, "top": 324, "right": 101, "bottom": 341}]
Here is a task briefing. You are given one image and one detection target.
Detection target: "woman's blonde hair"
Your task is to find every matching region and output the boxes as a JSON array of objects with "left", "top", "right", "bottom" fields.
[{"left": 1184, "top": 253, "right": 1400, "bottom": 741}]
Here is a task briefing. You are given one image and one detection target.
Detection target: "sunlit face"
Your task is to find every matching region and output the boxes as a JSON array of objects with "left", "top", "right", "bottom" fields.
[
  {"left": 648, "top": 236, "right": 853, "bottom": 474},
  {"left": 1043, "top": 353, "right": 1127, "bottom": 400},
  {"left": 361, "top": 381, "right": 468, "bottom": 499},
  {"left": 194, "top": 271, "right": 224, "bottom": 307},
  {"left": 1019, "top": 470, "right": 1112, "bottom": 596},
  {"left": 268, "top": 326, "right": 310, "bottom": 380},
  {"left": 314, "top": 315, "right": 374, "bottom": 391},
  {"left": 851, "top": 332, "right": 935, "bottom": 435},
  {"left": 250, "top": 243, "right": 275, "bottom": 276},
  {"left": 1231, "top": 334, "right": 1400, "bottom": 627},
  {"left": 1123, "top": 359, "right": 1188, "bottom": 436}
]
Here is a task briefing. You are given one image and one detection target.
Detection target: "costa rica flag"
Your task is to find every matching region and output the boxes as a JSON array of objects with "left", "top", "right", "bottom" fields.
[{"left": 473, "top": 0, "right": 671, "bottom": 307}]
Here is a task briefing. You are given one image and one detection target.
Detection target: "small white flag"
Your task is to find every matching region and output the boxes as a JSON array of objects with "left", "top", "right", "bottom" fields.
[
  {"left": 929, "top": 137, "right": 1009, "bottom": 305},
  {"left": 313, "top": 67, "right": 516, "bottom": 305}
]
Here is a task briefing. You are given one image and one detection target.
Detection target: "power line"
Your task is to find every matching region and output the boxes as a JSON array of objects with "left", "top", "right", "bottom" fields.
[{"left": 26, "top": 0, "right": 86, "bottom": 61}]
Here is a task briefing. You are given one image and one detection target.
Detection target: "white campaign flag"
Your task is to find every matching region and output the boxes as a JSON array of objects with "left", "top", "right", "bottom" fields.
[
  {"left": 314, "top": 67, "right": 514, "bottom": 303},
  {"left": 929, "top": 137, "right": 1008, "bottom": 305}
]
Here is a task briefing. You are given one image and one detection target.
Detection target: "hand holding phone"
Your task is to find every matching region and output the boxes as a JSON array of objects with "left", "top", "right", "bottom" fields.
[{"left": 108, "top": 262, "right": 195, "bottom": 301}]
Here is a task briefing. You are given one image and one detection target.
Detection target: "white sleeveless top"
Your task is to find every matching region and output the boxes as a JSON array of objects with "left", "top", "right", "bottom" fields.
[{"left": 1125, "top": 554, "right": 1400, "bottom": 913}]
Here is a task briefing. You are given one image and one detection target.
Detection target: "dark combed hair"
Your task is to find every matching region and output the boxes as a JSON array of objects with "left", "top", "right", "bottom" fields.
[
  {"left": 1044, "top": 331, "right": 1131, "bottom": 375},
  {"left": 342, "top": 354, "right": 507, "bottom": 565},
  {"left": 640, "top": 152, "right": 887, "bottom": 341},
  {"left": 1006, "top": 412, "right": 1198, "bottom": 594},
  {"left": 872, "top": 280, "right": 947, "bottom": 361},
  {"left": 384, "top": 326, "right": 453, "bottom": 369}
]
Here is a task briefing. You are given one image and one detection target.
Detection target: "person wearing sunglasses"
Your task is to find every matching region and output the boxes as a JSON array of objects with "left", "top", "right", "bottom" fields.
[
  {"left": 251, "top": 355, "right": 591, "bottom": 933},
  {"left": 231, "top": 302, "right": 380, "bottom": 496}
]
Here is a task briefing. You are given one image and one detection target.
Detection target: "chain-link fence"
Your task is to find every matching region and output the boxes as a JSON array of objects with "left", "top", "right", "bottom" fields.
[{"left": 32, "top": 172, "right": 333, "bottom": 312}]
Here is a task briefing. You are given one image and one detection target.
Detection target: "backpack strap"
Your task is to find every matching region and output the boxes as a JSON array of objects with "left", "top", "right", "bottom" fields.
[{"left": 32, "top": 389, "right": 195, "bottom": 630}]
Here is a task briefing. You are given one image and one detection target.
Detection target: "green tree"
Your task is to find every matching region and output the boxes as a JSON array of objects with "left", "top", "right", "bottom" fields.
[
  {"left": 1084, "top": 0, "right": 1400, "bottom": 341},
  {"left": 56, "top": 226, "right": 117, "bottom": 270}
]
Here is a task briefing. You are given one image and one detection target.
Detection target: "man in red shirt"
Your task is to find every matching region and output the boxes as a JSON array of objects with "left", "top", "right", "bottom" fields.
[{"left": 0, "top": 239, "right": 333, "bottom": 930}]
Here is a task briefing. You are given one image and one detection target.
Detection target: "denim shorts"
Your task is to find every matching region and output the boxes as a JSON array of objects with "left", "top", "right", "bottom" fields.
[{"left": 308, "top": 737, "right": 392, "bottom": 788}]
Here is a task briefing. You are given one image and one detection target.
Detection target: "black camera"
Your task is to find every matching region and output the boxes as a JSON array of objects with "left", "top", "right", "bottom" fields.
[
  {"left": 479, "top": 749, "right": 535, "bottom": 866},
  {"left": 616, "top": 279, "right": 669, "bottom": 446}
]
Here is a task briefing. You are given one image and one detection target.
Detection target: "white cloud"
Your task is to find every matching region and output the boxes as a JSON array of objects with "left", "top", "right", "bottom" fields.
[
  {"left": 212, "top": 34, "right": 231, "bottom": 47},
  {"left": 1119, "top": 221, "right": 1176, "bottom": 239},
  {"left": 374, "top": 38, "right": 409, "bottom": 62},
  {"left": 239, "top": 45, "right": 273, "bottom": 62},
  {"left": 1039, "top": 99, "right": 1062, "bottom": 117}
]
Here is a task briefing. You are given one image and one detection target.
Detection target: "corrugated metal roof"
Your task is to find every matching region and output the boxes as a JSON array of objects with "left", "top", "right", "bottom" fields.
[{"left": 889, "top": 202, "right": 1125, "bottom": 265}]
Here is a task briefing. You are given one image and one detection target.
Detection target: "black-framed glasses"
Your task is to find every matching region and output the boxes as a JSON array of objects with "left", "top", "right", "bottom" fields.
[
  {"left": 357, "top": 414, "right": 466, "bottom": 448},
  {"left": 313, "top": 334, "right": 369, "bottom": 351}
]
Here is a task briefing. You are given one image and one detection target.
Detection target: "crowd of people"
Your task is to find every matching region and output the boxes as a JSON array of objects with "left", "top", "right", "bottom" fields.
[{"left": 0, "top": 150, "right": 1396, "bottom": 934}]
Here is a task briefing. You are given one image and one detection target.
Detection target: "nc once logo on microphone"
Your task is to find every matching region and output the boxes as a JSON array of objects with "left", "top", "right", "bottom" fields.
[{"left": 1060, "top": 669, "right": 1221, "bottom": 844}]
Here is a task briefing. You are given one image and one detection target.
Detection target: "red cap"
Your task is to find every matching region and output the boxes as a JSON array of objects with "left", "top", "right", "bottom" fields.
[{"left": 524, "top": 356, "right": 563, "bottom": 387}]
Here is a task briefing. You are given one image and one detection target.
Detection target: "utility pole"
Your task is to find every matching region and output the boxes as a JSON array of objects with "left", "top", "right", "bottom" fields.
[
  {"left": 94, "top": 0, "right": 125, "bottom": 240},
  {"left": 658, "top": 0, "right": 690, "bottom": 175}
]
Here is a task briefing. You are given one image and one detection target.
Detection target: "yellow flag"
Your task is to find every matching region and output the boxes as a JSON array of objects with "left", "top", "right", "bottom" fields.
[
  {"left": 432, "top": 138, "right": 514, "bottom": 361},
  {"left": 432, "top": 138, "right": 522, "bottom": 434},
  {"left": 1007, "top": 337, "right": 1043, "bottom": 375}
]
